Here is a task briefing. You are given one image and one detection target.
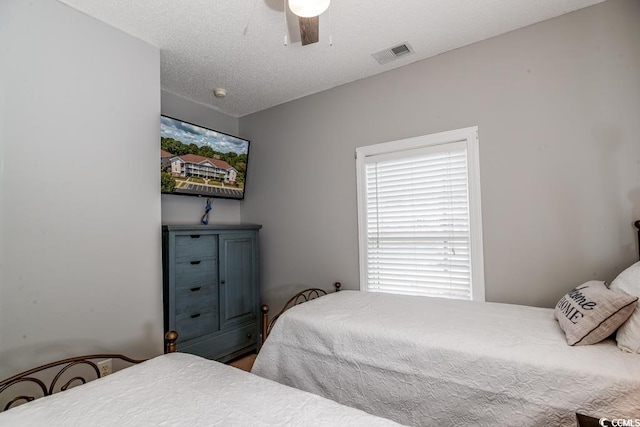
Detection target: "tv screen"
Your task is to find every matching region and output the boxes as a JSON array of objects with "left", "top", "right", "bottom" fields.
[{"left": 160, "top": 115, "right": 250, "bottom": 200}]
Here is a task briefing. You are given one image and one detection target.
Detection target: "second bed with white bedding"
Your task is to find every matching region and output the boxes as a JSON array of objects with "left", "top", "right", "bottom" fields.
[
  {"left": 252, "top": 290, "right": 640, "bottom": 426},
  {"left": 0, "top": 351, "right": 402, "bottom": 426}
]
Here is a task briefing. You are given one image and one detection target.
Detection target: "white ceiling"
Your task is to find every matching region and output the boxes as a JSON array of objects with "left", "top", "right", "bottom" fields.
[{"left": 58, "top": 0, "right": 605, "bottom": 118}]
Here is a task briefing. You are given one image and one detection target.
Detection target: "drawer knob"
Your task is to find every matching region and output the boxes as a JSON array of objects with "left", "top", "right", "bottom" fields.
[
  {"left": 247, "top": 333, "right": 252, "bottom": 338},
  {"left": 190, "top": 313, "right": 201, "bottom": 319},
  {"left": 190, "top": 260, "right": 201, "bottom": 265},
  {"left": 220, "top": 280, "right": 225, "bottom": 284},
  {"left": 190, "top": 235, "right": 201, "bottom": 239},
  {"left": 190, "top": 287, "right": 202, "bottom": 292}
]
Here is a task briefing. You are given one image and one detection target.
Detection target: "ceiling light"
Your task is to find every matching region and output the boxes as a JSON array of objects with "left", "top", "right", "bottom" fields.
[
  {"left": 213, "top": 88, "right": 226, "bottom": 98},
  {"left": 288, "top": 0, "right": 330, "bottom": 18}
]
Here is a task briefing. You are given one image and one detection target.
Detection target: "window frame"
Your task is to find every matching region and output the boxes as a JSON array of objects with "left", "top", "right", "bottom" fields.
[{"left": 355, "top": 126, "right": 485, "bottom": 301}]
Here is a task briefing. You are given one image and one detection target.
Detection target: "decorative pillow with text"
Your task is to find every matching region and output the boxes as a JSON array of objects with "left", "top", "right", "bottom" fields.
[
  {"left": 554, "top": 280, "right": 637, "bottom": 346},
  {"left": 609, "top": 261, "right": 640, "bottom": 353}
]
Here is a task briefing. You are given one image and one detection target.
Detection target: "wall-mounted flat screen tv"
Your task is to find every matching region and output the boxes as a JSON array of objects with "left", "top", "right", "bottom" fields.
[{"left": 160, "top": 115, "right": 250, "bottom": 200}]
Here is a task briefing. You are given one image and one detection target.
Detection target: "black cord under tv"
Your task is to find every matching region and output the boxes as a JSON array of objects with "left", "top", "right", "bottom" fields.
[{"left": 160, "top": 115, "right": 250, "bottom": 200}]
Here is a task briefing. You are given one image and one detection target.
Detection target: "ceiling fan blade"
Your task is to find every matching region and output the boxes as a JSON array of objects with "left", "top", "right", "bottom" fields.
[{"left": 299, "top": 16, "right": 319, "bottom": 46}]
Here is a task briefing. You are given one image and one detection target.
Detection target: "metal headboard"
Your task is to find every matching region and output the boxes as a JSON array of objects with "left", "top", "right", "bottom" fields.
[
  {"left": 0, "top": 331, "right": 178, "bottom": 412},
  {"left": 261, "top": 282, "right": 341, "bottom": 344}
]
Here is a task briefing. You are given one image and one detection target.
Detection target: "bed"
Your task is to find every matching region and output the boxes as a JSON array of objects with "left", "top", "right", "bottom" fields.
[
  {"left": 253, "top": 290, "right": 640, "bottom": 426},
  {"left": 252, "top": 223, "right": 640, "bottom": 426},
  {"left": 0, "top": 332, "right": 401, "bottom": 426}
]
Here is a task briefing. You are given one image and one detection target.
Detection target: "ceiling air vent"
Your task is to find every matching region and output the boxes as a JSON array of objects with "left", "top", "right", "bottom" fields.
[{"left": 372, "top": 42, "right": 414, "bottom": 65}]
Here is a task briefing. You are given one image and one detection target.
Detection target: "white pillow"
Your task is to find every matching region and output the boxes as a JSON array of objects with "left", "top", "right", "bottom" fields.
[{"left": 610, "top": 261, "right": 640, "bottom": 353}]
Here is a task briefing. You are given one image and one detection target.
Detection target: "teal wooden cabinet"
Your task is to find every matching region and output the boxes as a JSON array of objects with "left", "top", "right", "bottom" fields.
[{"left": 162, "top": 224, "right": 261, "bottom": 362}]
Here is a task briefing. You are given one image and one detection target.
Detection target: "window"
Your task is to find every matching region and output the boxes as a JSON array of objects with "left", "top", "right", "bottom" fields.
[{"left": 355, "top": 127, "right": 485, "bottom": 301}]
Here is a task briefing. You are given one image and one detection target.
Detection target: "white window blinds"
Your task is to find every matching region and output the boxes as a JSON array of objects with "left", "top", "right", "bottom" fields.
[{"left": 356, "top": 127, "right": 484, "bottom": 301}]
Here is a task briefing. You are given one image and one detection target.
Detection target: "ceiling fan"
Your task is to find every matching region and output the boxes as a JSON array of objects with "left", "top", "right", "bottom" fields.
[{"left": 288, "top": 0, "right": 330, "bottom": 46}]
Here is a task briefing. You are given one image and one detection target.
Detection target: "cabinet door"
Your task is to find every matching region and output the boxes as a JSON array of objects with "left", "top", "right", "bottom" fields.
[{"left": 219, "top": 232, "right": 258, "bottom": 329}]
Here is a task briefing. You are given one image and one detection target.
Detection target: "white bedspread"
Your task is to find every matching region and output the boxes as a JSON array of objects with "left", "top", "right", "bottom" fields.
[
  {"left": 252, "top": 291, "right": 640, "bottom": 426},
  {"left": 0, "top": 352, "right": 401, "bottom": 426}
]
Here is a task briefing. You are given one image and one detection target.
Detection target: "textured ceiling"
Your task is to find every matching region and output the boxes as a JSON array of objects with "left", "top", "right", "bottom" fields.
[{"left": 58, "top": 0, "right": 605, "bottom": 118}]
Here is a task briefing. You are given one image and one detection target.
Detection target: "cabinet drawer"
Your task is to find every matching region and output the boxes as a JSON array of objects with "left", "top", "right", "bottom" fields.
[
  {"left": 176, "top": 310, "right": 219, "bottom": 342},
  {"left": 175, "top": 234, "right": 216, "bottom": 261},
  {"left": 175, "top": 259, "right": 216, "bottom": 288},
  {"left": 175, "top": 285, "right": 218, "bottom": 317},
  {"left": 178, "top": 323, "right": 258, "bottom": 361}
]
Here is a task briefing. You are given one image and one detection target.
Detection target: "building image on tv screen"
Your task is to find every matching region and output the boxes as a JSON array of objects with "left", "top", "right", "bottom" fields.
[{"left": 160, "top": 116, "right": 250, "bottom": 200}]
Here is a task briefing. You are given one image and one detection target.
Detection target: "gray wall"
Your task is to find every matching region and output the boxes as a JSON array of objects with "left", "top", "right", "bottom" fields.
[
  {"left": 0, "top": 0, "right": 162, "bottom": 378},
  {"left": 161, "top": 90, "right": 242, "bottom": 225},
  {"left": 240, "top": 0, "right": 640, "bottom": 311}
]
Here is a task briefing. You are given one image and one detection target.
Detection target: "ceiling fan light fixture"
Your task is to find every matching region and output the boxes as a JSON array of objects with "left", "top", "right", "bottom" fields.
[{"left": 288, "top": 0, "right": 330, "bottom": 18}]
